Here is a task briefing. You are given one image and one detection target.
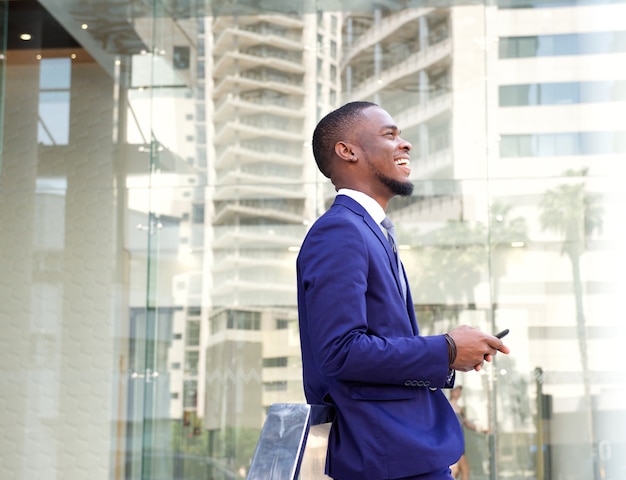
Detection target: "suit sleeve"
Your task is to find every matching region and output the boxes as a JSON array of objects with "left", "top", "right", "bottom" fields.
[{"left": 298, "top": 214, "right": 451, "bottom": 388}]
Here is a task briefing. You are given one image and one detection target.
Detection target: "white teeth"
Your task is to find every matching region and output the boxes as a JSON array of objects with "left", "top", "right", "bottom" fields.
[{"left": 395, "top": 159, "right": 409, "bottom": 166}]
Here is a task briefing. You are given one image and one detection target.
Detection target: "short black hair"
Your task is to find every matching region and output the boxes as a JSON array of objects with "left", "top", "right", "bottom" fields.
[{"left": 312, "top": 101, "right": 378, "bottom": 178}]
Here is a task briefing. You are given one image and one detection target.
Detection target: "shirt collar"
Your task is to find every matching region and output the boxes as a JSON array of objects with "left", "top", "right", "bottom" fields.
[{"left": 337, "top": 188, "right": 386, "bottom": 225}]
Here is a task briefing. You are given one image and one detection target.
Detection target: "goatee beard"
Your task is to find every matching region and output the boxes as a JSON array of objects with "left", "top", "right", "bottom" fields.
[{"left": 378, "top": 173, "right": 414, "bottom": 197}]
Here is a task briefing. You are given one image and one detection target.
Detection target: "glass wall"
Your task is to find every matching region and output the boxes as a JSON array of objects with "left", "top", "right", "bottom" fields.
[{"left": 1, "top": 1, "right": 624, "bottom": 479}]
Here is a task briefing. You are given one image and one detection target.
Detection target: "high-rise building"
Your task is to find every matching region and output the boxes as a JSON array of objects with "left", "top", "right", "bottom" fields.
[
  {"left": 338, "top": 3, "right": 625, "bottom": 477},
  {"left": 1, "top": 1, "right": 624, "bottom": 479}
]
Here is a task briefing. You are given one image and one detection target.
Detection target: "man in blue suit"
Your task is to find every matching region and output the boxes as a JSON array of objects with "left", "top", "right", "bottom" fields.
[{"left": 297, "top": 102, "right": 510, "bottom": 479}]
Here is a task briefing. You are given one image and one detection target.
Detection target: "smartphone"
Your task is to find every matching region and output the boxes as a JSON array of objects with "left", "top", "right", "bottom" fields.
[{"left": 494, "top": 328, "right": 509, "bottom": 339}]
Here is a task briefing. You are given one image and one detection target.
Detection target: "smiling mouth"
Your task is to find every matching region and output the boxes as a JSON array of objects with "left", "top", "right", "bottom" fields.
[{"left": 395, "top": 158, "right": 410, "bottom": 167}]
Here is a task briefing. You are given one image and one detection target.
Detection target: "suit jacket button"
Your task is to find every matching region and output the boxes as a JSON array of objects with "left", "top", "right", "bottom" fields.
[{"left": 429, "top": 387, "right": 438, "bottom": 391}]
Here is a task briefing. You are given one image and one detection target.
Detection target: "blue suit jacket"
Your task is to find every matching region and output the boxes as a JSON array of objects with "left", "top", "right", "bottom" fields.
[{"left": 297, "top": 195, "right": 463, "bottom": 479}]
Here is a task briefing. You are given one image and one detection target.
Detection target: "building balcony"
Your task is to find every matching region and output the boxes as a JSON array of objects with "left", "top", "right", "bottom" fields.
[
  {"left": 215, "top": 145, "right": 301, "bottom": 169},
  {"left": 213, "top": 182, "right": 305, "bottom": 203},
  {"left": 212, "top": 224, "right": 305, "bottom": 249},
  {"left": 215, "top": 168, "right": 302, "bottom": 185},
  {"left": 213, "top": 94, "right": 305, "bottom": 123},
  {"left": 212, "top": 255, "right": 294, "bottom": 277},
  {"left": 213, "top": 48, "right": 305, "bottom": 78},
  {"left": 213, "top": 72, "right": 305, "bottom": 98},
  {"left": 210, "top": 278, "right": 295, "bottom": 302},
  {"left": 213, "top": 118, "right": 305, "bottom": 145},
  {"left": 213, "top": 25, "right": 303, "bottom": 55},
  {"left": 212, "top": 14, "right": 304, "bottom": 33},
  {"left": 348, "top": 37, "right": 451, "bottom": 100},
  {"left": 395, "top": 90, "right": 452, "bottom": 130},
  {"left": 212, "top": 201, "right": 305, "bottom": 225},
  {"left": 410, "top": 148, "right": 453, "bottom": 180},
  {"left": 342, "top": 8, "right": 433, "bottom": 66}
]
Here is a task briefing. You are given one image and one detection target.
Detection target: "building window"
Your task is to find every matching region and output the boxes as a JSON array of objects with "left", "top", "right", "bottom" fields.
[
  {"left": 185, "top": 351, "right": 200, "bottom": 376},
  {"left": 499, "top": 80, "right": 626, "bottom": 106},
  {"left": 263, "top": 381, "right": 287, "bottom": 391},
  {"left": 500, "top": 131, "right": 626, "bottom": 157},
  {"left": 263, "top": 357, "right": 288, "bottom": 368},
  {"left": 429, "top": 121, "right": 451, "bottom": 154},
  {"left": 210, "top": 316, "right": 223, "bottom": 334},
  {"left": 499, "top": 31, "right": 626, "bottom": 58},
  {"left": 226, "top": 310, "right": 261, "bottom": 330},
  {"left": 38, "top": 58, "right": 71, "bottom": 145},
  {"left": 498, "top": 0, "right": 625, "bottom": 8},
  {"left": 186, "top": 321, "right": 201, "bottom": 346},
  {"left": 183, "top": 380, "right": 198, "bottom": 407},
  {"left": 192, "top": 204, "right": 205, "bottom": 223}
]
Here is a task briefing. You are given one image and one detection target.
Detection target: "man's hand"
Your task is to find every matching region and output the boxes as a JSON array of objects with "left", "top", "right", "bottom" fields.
[{"left": 447, "top": 325, "right": 510, "bottom": 372}]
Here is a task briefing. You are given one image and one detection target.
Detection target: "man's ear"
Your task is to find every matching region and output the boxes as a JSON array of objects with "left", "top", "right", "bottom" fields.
[{"left": 335, "top": 141, "right": 357, "bottom": 162}]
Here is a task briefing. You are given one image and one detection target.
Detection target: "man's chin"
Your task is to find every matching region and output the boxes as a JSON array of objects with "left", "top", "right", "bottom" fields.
[
  {"left": 396, "top": 181, "right": 414, "bottom": 197},
  {"left": 377, "top": 171, "right": 414, "bottom": 197}
]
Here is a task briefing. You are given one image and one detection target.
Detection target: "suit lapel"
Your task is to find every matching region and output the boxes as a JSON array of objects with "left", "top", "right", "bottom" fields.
[
  {"left": 366, "top": 214, "right": 419, "bottom": 335},
  {"left": 333, "top": 196, "right": 407, "bottom": 305},
  {"left": 332, "top": 196, "right": 420, "bottom": 335}
]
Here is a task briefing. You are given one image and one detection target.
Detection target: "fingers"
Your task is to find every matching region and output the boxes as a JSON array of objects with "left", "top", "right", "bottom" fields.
[
  {"left": 488, "top": 334, "right": 511, "bottom": 355},
  {"left": 483, "top": 344, "right": 501, "bottom": 360},
  {"left": 448, "top": 325, "right": 510, "bottom": 372},
  {"left": 497, "top": 343, "right": 511, "bottom": 355}
]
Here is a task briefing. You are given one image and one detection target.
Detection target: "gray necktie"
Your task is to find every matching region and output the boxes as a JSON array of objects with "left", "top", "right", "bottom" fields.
[{"left": 381, "top": 217, "right": 407, "bottom": 301}]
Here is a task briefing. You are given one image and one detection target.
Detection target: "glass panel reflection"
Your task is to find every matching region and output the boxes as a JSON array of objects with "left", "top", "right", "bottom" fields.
[{"left": 1, "top": 1, "right": 625, "bottom": 479}]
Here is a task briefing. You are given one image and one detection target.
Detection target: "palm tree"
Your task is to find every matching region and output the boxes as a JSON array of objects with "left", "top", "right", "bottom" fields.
[{"left": 539, "top": 167, "right": 604, "bottom": 479}]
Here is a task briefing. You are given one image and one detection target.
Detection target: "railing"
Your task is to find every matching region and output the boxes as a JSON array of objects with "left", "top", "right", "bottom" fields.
[{"left": 247, "top": 403, "right": 335, "bottom": 480}]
